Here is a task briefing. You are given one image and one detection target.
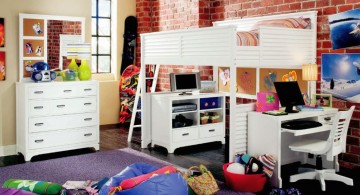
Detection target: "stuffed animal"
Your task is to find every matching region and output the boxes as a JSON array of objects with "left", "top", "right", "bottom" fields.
[{"left": 235, "top": 153, "right": 263, "bottom": 174}]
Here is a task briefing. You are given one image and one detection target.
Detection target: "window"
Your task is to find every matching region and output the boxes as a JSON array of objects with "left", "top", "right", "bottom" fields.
[{"left": 92, "top": 0, "right": 111, "bottom": 73}]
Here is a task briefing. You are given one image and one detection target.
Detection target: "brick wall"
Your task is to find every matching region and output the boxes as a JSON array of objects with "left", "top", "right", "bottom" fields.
[
  {"left": 136, "top": 0, "right": 360, "bottom": 168},
  {"left": 47, "top": 20, "right": 82, "bottom": 69}
]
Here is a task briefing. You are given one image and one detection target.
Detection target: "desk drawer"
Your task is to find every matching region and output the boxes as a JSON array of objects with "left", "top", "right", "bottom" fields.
[
  {"left": 29, "top": 127, "right": 98, "bottom": 149},
  {"left": 318, "top": 114, "right": 335, "bottom": 125},
  {"left": 173, "top": 127, "right": 198, "bottom": 142},
  {"left": 199, "top": 123, "right": 223, "bottom": 138},
  {"left": 28, "top": 87, "right": 54, "bottom": 99},
  {"left": 29, "top": 113, "right": 98, "bottom": 133},
  {"left": 29, "top": 97, "right": 96, "bottom": 116}
]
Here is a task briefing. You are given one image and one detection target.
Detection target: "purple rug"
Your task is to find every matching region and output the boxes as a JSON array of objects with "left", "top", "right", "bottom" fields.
[{"left": 0, "top": 148, "right": 253, "bottom": 195}]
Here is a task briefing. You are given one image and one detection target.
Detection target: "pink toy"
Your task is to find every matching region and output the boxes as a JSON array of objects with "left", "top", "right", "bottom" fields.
[{"left": 256, "top": 92, "right": 279, "bottom": 112}]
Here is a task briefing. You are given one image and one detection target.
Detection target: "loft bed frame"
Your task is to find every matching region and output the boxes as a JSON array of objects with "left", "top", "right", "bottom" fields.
[{"left": 140, "top": 11, "right": 318, "bottom": 161}]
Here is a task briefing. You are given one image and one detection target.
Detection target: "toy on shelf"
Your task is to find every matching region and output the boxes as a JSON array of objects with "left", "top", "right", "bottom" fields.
[{"left": 26, "top": 62, "right": 56, "bottom": 82}]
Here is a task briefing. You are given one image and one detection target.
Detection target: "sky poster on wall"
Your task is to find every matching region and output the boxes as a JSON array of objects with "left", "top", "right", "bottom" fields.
[
  {"left": 329, "top": 8, "right": 360, "bottom": 50},
  {"left": 0, "top": 51, "right": 5, "bottom": 81},
  {"left": 321, "top": 54, "right": 360, "bottom": 103},
  {"left": 0, "top": 18, "right": 4, "bottom": 47}
]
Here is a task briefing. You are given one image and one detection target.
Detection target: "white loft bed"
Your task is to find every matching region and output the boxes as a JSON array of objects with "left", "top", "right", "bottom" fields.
[{"left": 140, "top": 11, "right": 317, "bottom": 161}]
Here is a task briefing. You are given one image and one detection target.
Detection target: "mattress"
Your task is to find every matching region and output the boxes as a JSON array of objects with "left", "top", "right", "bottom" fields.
[{"left": 236, "top": 17, "right": 311, "bottom": 46}]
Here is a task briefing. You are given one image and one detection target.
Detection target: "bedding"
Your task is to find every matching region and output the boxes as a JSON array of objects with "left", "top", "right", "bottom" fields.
[{"left": 236, "top": 17, "right": 311, "bottom": 46}]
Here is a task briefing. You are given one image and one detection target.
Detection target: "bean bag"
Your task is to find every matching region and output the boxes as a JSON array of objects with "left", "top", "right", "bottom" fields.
[
  {"left": 0, "top": 187, "right": 36, "bottom": 195},
  {"left": 2, "top": 179, "right": 62, "bottom": 195},
  {"left": 99, "top": 163, "right": 188, "bottom": 195}
]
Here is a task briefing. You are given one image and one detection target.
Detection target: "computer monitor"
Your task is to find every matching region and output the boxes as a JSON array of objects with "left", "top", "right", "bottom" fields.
[
  {"left": 170, "top": 72, "right": 201, "bottom": 95},
  {"left": 273, "top": 81, "right": 305, "bottom": 113}
]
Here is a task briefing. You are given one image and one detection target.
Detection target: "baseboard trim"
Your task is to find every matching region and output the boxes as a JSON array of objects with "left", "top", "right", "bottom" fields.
[
  {"left": 100, "top": 123, "right": 121, "bottom": 130},
  {"left": 0, "top": 145, "right": 16, "bottom": 157}
]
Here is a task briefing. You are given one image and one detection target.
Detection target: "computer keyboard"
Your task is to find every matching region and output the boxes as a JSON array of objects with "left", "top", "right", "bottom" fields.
[{"left": 281, "top": 120, "right": 323, "bottom": 130}]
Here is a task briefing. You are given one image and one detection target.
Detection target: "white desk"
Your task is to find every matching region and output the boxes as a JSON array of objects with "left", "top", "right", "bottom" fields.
[{"left": 248, "top": 108, "right": 337, "bottom": 188}]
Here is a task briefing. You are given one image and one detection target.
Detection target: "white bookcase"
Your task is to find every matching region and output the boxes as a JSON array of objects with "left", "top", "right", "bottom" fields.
[{"left": 151, "top": 93, "right": 225, "bottom": 153}]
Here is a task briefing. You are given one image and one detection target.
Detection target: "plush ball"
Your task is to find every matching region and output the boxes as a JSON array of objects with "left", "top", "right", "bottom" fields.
[
  {"left": 251, "top": 162, "right": 259, "bottom": 172},
  {"left": 227, "top": 163, "right": 245, "bottom": 174}
]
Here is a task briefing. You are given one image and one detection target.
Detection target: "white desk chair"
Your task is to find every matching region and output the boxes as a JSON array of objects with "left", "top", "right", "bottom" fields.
[{"left": 289, "top": 106, "right": 355, "bottom": 191}]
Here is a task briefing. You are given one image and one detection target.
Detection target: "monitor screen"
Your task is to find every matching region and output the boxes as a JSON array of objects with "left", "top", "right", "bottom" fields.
[
  {"left": 273, "top": 81, "right": 305, "bottom": 113},
  {"left": 170, "top": 72, "right": 201, "bottom": 94}
]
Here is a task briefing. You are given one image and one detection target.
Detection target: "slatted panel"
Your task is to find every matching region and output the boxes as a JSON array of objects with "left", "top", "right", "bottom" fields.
[
  {"left": 260, "top": 27, "right": 314, "bottom": 67},
  {"left": 143, "top": 35, "right": 180, "bottom": 57},
  {"left": 236, "top": 47, "right": 260, "bottom": 66},
  {"left": 229, "top": 103, "right": 256, "bottom": 162}
]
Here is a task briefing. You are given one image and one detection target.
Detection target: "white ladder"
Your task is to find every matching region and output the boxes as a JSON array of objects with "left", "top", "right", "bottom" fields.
[{"left": 127, "top": 64, "right": 160, "bottom": 142}]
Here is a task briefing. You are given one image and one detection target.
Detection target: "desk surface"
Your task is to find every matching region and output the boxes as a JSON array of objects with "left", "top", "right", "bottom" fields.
[{"left": 249, "top": 108, "right": 337, "bottom": 121}]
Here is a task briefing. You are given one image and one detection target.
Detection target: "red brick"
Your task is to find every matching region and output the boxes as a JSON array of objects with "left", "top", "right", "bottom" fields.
[
  {"left": 278, "top": 4, "right": 290, "bottom": 12},
  {"left": 290, "top": 2, "right": 301, "bottom": 10},
  {"left": 302, "top": 0, "right": 315, "bottom": 9},
  {"left": 284, "top": 0, "right": 296, "bottom": 3},
  {"left": 352, "top": 129, "right": 360, "bottom": 137},
  {"left": 331, "top": 0, "right": 346, "bottom": 5},
  {"left": 274, "top": 0, "right": 284, "bottom": 4},
  {"left": 322, "top": 41, "right": 332, "bottom": 48},
  {"left": 339, "top": 4, "right": 354, "bottom": 12},
  {"left": 316, "top": 0, "right": 330, "bottom": 7},
  {"left": 340, "top": 153, "right": 359, "bottom": 163},
  {"left": 323, "top": 7, "right": 337, "bottom": 15},
  {"left": 350, "top": 145, "right": 360, "bottom": 155}
]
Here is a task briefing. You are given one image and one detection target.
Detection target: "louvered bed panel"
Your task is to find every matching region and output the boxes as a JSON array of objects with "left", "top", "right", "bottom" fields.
[
  {"left": 229, "top": 103, "right": 256, "bottom": 162},
  {"left": 259, "top": 27, "right": 314, "bottom": 67},
  {"left": 142, "top": 26, "right": 236, "bottom": 66}
]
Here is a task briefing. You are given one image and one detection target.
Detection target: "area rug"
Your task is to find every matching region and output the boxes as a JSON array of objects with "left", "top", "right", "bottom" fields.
[{"left": 0, "top": 148, "right": 253, "bottom": 195}]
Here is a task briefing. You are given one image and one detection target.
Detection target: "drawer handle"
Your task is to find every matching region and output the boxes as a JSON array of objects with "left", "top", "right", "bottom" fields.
[
  {"left": 35, "top": 139, "right": 44, "bottom": 143},
  {"left": 182, "top": 133, "right": 189, "bottom": 136},
  {"left": 57, "top": 105, "right": 66, "bottom": 108},
  {"left": 324, "top": 117, "right": 331, "bottom": 121},
  {"left": 84, "top": 103, "right": 92, "bottom": 106},
  {"left": 34, "top": 106, "right": 43, "bottom": 109},
  {"left": 209, "top": 129, "right": 215, "bottom": 132},
  {"left": 84, "top": 133, "right": 93, "bottom": 137},
  {"left": 84, "top": 88, "right": 92, "bottom": 91},
  {"left": 34, "top": 91, "right": 43, "bottom": 94},
  {"left": 35, "top": 123, "right": 44, "bottom": 126},
  {"left": 63, "top": 90, "right": 72, "bottom": 93},
  {"left": 84, "top": 118, "right": 92, "bottom": 121}
]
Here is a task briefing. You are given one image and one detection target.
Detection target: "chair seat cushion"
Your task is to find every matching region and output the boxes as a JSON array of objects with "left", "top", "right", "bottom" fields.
[{"left": 289, "top": 139, "right": 327, "bottom": 154}]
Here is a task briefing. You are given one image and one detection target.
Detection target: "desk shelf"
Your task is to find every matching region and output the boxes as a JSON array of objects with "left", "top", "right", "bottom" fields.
[{"left": 282, "top": 124, "right": 332, "bottom": 136}]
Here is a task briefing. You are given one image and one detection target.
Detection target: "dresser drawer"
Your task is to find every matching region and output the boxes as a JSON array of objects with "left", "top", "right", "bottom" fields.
[
  {"left": 28, "top": 84, "right": 97, "bottom": 100},
  {"left": 29, "top": 97, "right": 97, "bottom": 116},
  {"left": 28, "top": 87, "right": 54, "bottom": 99},
  {"left": 29, "top": 113, "right": 98, "bottom": 133},
  {"left": 172, "top": 127, "right": 198, "bottom": 142},
  {"left": 199, "top": 123, "right": 223, "bottom": 138},
  {"left": 29, "top": 127, "right": 98, "bottom": 149}
]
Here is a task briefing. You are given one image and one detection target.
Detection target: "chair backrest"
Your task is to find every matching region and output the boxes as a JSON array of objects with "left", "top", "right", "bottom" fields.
[{"left": 326, "top": 106, "right": 355, "bottom": 161}]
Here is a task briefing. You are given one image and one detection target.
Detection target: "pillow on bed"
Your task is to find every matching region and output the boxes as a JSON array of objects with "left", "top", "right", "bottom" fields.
[
  {"left": 251, "top": 17, "right": 310, "bottom": 30},
  {"left": 236, "top": 31, "right": 259, "bottom": 46}
]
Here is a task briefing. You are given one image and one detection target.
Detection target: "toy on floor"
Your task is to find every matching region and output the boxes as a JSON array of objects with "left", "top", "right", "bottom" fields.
[
  {"left": 269, "top": 187, "right": 301, "bottom": 195},
  {"left": 99, "top": 163, "right": 187, "bottom": 195},
  {"left": 2, "top": 179, "right": 63, "bottom": 195},
  {"left": 235, "top": 153, "right": 264, "bottom": 174}
]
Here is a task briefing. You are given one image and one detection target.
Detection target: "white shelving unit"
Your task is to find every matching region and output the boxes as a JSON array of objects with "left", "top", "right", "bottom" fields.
[{"left": 151, "top": 93, "right": 225, "bottom": 153}]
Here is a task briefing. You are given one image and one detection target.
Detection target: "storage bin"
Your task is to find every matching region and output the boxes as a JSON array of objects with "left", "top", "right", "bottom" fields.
[
  {"left": 209, "top": 115, "right": 220, "bottom": 123},
  {"left": 200, "top": 113, "right": 209, "bottom": 125},
  {"left": 200, "top": 97, "right": 220, "bottom": 110},
  {"left": 223, "top": 163, "right": 267, "bottom": 193}
]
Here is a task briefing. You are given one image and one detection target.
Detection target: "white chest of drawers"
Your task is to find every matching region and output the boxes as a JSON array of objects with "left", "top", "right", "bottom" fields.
[{"left": 16, "top": 80, "right": 100, "bottom": 161}]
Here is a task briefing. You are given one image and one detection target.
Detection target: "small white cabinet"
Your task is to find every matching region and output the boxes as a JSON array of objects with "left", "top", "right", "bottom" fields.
[
  {"left": 151, "top": 93, "right": 225, "bottom": 153},
  {"left": 16, "top": 80, "right": 100, "bottom": 161}
]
